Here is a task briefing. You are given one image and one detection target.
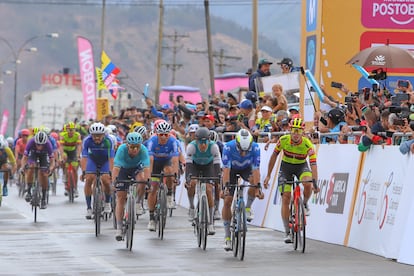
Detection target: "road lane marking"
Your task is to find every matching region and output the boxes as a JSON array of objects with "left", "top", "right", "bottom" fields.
[{"left": 90, "top": 256, "right": 124, "bottom": 275}]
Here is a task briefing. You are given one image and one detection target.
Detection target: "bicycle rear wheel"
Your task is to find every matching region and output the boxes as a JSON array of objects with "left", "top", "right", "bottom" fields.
[
  {"left": 126, "top": 196, "right": 135, "bottom": 251},
  {"left": 237, "top": 201, "right": 247, "bottom": 260},
  {"left": 201, "top": 197, "right": 208, "bottom": 250},
  {"left": 18, "top": 173, "right": 25, "bottom": 198},
  {"left": 68, "top": 168, "right": 75, "bottom": 203},
  {"left": 195, "top": 202, "right": 201, "bottom": 247},
  {"left": 94, "top": 188, "right": 102, "bottom": 237}
]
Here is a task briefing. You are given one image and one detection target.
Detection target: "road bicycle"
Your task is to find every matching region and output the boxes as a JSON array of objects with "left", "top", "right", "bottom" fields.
[
  {"left": 115, "top": 178, "right": 149, "bottom": 251},
  {"left": 48, "top": 167, "right": 58, "bottom": 196},
  {"left": 226, "top": 178, "right": 260, "bottom": 261},
  {"left": 93, "top": 167, "right": 106, "bottom": 237},
  {"left": 66, "top": 162, "right": 77, "bottom": 203},
  {"left": 151, "top": 173, "right": 176, "bottom": 240},
  {"left": 0, "top": 169, "right": 5, "bottom": 207},
  {"left": 189, "top": 175, "right": 220, "bottom": 250},
  {"left": 17, "top": 170, "right": 26, "bottom": 198},
  {"left": 284, "top": 179, "right": 314, "bottom": 253},
  {"left": 25, "top": 159, "right": 47, "bottom": 223}
]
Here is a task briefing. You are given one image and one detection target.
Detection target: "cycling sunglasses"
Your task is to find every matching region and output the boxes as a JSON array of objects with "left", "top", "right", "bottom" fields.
[
  {"left": 197, "top": 139, "right": 208, "bottom": 144},
  {"left": 128, "top": 144, "right": 140, "bottom": 150}
]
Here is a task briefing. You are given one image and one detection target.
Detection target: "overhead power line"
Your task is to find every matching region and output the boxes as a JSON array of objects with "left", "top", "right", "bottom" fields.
[{"left": 0, "top": 0, "right": 301, "bottom": 6}]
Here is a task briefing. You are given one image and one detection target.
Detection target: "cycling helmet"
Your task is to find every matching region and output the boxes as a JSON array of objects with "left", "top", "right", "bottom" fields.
[
  {"left": 153, "top": 119, "right": 167, "bottom": 131},
  {"left": 50, "top": 132, "right": 59, "bottom": 141},
  {"left": 32, "top": 127, "right": 40, "bottom": 135},
  {"left": 34, "top": 131, "right": 48, "bottom": 145},
  {"left": 6, "top": 137, "right": 14, "bottom": 145},
  {"left": 156, "top": 121, "right": 172, "bottom": 134},
  {"left": 89, "top": 122, "right": 106, "bottom": 134},
  {"left": 67, "top": 122, "right": 76, "bottom": 129},
  {"left": 126, "top": 132, "right": 143, "bottom": 145},
  {"left": 195, "top": 127, "right": 210, "bottom": 140},
  {"left": 188, "top": 124, "right": 199, "bottom": 133},
  {"left": 107, "top": 124, "right": 117, "bottom": 134},
  {"left": 289, "top": 117, "right": 305, "bottom": 129},
  {"left": 134, "top": 125, "right": 147, "bottom": 136},
  {"left": 21, "top": 129, "right": 30, "bottom": 136},
  {"left": 42, "top": 127, "right": 51, "bottom": 135},
  {"left": 235, "top": 129, "right": 253, "bottom": 151},
  {"left": 209, "top": 130, "right": 219, "bottom": 142}
]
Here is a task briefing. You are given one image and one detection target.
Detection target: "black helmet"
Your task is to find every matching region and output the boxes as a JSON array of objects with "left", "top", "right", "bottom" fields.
[{"left": 195, "top": 127, "right": 210, "bottom": 140}]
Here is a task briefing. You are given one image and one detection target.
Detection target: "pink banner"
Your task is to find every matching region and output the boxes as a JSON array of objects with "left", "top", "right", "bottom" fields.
[
  {"left": 77, "top": 36, "right": 97, "bottom": 121},
  {"left": 14, "top": 107, "right": 26, "bottom": 138},
  {"left": 0, "top": 110, "right": 9, "bottom": 136}
]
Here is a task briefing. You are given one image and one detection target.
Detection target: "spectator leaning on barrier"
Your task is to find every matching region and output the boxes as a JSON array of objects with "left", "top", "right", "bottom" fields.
[
  {"left": 249, "top": 58, "right": 272, "bottom": 93},
  {"left": 253, "top": 105, "right": 275, "bottom": 142}
]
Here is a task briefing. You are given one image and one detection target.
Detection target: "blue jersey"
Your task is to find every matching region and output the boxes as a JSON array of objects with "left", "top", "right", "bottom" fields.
[
  {"left": 146, "top": 135, "right": 179, "bottom": 161},
  {"left": 222, "top": 140, "right": 260, "bottom": 170},
  {"left": 48, "top": 136, "right": 58, "bottom": 151},
  {"left": 114, "top": 143, "right": 150, "bottom": 169},
  {"left": 81, "top": 135, "right": 115, "bottom": 164}
]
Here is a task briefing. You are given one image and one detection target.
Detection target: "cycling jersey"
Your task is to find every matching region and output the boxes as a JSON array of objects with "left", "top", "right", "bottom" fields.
[
  {"left": 81, "top": 135, "right": 115, "bottom": 167},
  {"left": 24, "top": 138, "right": 54, "bottom": 159},
  {"left": 0, "top": 147, "right": 16, "bottom": 165},
  {"left": 114, "top": 143, "right": 150, "bottom": 169},
  {"left": 14, "top": 138, "right": 27, "bottom": 158},
  {"left": 186, "top": 140, "right": 221, "bottom": 165},
  {"left": 274, "top": 134, "right": 317, "bottom": 165},
  {"left": 222, "top": 140, "right": 260, "bottom": 170},
  {"left": 146, "top": 135, "right": 179, "bottom": 161},
  {"left": 60, "top": 131, "right": 81, "bottom": 151}
]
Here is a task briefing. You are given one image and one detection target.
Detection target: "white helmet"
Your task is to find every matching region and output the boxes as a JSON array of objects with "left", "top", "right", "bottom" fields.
[
  {"left": 156, "top": 121, "right": 171, "bottom": 134},
  {"left": 188, "top": 124, "right": 199, "bottom": 133},
  {"left": 89, "top": 122, "right": 106, "bottom": 134},
  {"left": 107, "top": 124, "right": 117, "bottom": 134},
  {"left": 0, "top": 136, "right": 7, "bottom": 149},
  {"left": 42, "top": 127, "right": 51, "bottom": 135},
  {"left": 209, "top": 130, "right": 219, "bottom": 142},
  {"left": 235, "top": 129, "right": 253, "bottom": 151},
  {"left": 34, "top": 131, "right": 48, "bottom": 145},
  {"left": 134, "top": 125, "right": 147, "bottom": 137},
  {"left": 6, "top": 137, "right": 14, "bottom": 145}
]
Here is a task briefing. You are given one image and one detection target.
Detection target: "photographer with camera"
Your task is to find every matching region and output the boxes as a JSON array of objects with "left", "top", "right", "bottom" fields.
[{"left": 319, "top": 108, "right": 347, "bottom": 144}]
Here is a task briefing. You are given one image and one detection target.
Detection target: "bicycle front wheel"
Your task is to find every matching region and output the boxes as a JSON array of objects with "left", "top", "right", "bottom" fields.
[
  {"left": 32, "top": 184, "right": 40, "bottom": 223},
  {"left": 94, "top": 188, "right": 102, "bottom": 237},
  {"left": 126, "top": 196, "right": 135, "bottom": 251},
  {"left": 231, "top": 211, "right": 238, "bottom": 257},
  {"left": 237, "top": 201, "right": 247, "bottom": 260},
  {"left": 201, "top": 197, "right": 208, "bottom": 250},
  {"left": 68, "top": 168, "right": 75, "bottom": 203},
  {"left": 158, "top": 188, "right": 167, "bottom": 240},
  {"left": 112, "top": 191, "right": 117, "bottom": 229},
  {"left": 294, "top": 198, "right": 306, "bottom": 253}
]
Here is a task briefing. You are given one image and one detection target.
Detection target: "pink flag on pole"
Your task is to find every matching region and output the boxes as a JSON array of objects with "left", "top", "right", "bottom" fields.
[
  {"left": 14, "top": 107, "right": 26, "bottom": 138},
  {"left": 0, "top": 110, "right": 9, "bottom": 136},
  {"left": 77, "top": 36, "right": 97, "bottom": 121}
]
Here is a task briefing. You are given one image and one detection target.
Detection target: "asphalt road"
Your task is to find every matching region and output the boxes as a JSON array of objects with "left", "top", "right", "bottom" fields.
[{"left": 1, "top": 179, "right": 413, "bottom": 276}]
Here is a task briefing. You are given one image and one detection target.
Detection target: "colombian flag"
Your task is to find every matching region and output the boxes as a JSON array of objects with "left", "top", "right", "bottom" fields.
[{"left": 101, "top": 51, "right": 121, "bottom": 99}]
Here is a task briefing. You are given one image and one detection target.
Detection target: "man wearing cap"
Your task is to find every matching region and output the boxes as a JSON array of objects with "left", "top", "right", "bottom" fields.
[
  {"left": 277, "top": 57, "right": 300, "bottom": 74},
  {"left": 202, "top": 114, "right": 216, "bottom": 130},
  {"left": 288, "top": 106, "right": 300, "bottom": 117},
  {"left": 249, "top": 58, "right": 272, "bottom": 93},
  {"left": 238, "top": 99, "right": 256, "bottom": 130},
  {"left": 145, "top": 98, "right": 169, "bottom": 121},
  {"left": 319, "top": 108, "right": 347, "bottom": 144},
  {"left": 226, "top": 93, "right": 238, "bottom": 106},
  {"left": 245, "top": 91, "right": 258, "bottom": 108}
]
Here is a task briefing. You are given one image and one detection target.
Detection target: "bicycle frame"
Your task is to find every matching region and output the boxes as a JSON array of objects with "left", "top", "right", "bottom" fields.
[
  {"left": 67, "top": 163, "right": 76, "bottom": 203},
  {"left": 93, "top": 168, "right": 104, "bottom": 237}
]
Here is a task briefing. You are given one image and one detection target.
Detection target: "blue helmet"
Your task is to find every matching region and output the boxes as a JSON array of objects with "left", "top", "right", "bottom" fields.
[{"left": 126, "top": 132, "right": 143, "bottom": 145}]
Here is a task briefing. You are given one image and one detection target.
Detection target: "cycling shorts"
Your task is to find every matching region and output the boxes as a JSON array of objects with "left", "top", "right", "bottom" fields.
[
  {"left": 152, "top": 158, "right": 172, "bottom": 175},
  {"left": 27, "top": 152, "right": 50, "bottom": 171},
  {"left": 227, "top": 166, "right": 252, "bottom": 196},
  {"left": 115, "top": 166, "right": 143, "bottom": 192},
  {"left": 64, "top": 150, "right": 78, "bottom": 165},
  {"left": 278, "top": 161, "right": 312, "bottom": 194}
]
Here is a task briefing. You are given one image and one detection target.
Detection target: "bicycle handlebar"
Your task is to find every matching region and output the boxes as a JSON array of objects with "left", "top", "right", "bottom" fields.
[{"left": 189, "top": 175, "right": 220, "bottom": 182}]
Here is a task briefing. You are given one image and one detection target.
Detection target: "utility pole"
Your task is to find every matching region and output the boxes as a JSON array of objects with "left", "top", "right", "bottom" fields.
[
  {"left": 252, "top": 0, "right": 259, "bottom": 71},
  {"left": 99, "top": 0, "right": 106, "bottom": 98},
  {"left": 155, "top": 0, "right": 164, "bottom": 105},
  {"left": 204, "top": 0, "right": 215, "bottom": 96},
  {"left": 162, "top": 30, "right": 189, "bottom": 85},
  {"left": 41, "top": 104, "right": 61, "bottom": 129},
  {"left": 187, "top": 48, "right": 242, "bottom": 74}
]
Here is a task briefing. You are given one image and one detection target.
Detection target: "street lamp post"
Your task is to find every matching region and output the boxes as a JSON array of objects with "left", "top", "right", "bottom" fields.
[{"left": 0, "top": 33, "right": 59, "bottom": 135}]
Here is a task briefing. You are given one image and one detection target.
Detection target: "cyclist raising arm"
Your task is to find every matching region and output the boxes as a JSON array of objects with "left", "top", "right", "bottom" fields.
[
  {"left": 263, "top": 117, "right": 319, "bottom": 243},
  {"left": 80, "top": 123, "right": 115, "bottom": 219},
  {"left": 112, "top": 132, "right": 150, "bottom": 241},
  {"left": 221, "top": 129, "right": 263, "bottom": 251},
  {"left": 185, "top": 127, "right": 221, "bottom": 235}
]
